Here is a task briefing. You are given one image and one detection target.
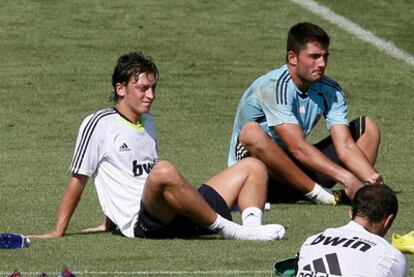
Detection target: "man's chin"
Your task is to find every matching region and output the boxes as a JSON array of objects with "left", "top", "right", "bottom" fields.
[
  {"left": 313, "top": 74, "right": 324, "bottom": 82},
  {"left": 140, "top": 105, "right": 152, "bottom": 114}
]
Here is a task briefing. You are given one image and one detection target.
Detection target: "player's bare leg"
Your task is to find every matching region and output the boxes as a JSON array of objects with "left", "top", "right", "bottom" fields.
[
  {"left": 206, "top": 157, "right": 269, "bottom": 226},
  {"left": 238, "top": 122, "right": 315, "bottom": 194},
  {"left": 206, "top": 157, "right": 267, "bottom": 211},
  {"left": 355, "top": 116, "right": 381, "bottom": 165},
  {"left": 143, "top": 160, "right": 285, "bottom": 240},
  {"left": 238, "top": 122, "right": 336, "bottom": 205},
  {"left": 143, "top": 160, "right": 216, "bottom": 226}
]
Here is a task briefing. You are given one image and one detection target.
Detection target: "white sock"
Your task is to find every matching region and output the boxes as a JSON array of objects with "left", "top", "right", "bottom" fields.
[
  {"left": 305, "top": 183, "right": 335, "bottom": 205},
  {"left": 241, "top": 207, "right": 263, "bottom": 226},
  {"left": 208, "top": 214, "right": 241, "bottom": 239}
]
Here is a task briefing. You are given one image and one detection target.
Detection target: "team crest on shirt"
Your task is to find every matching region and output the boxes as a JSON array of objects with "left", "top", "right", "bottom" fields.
[{"left": 299, "top": 105, "right": 306, "bottom": 113}]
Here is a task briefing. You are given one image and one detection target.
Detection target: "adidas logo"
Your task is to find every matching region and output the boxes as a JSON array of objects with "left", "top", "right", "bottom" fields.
[
  {"left": 297, "top": 253, "right": 342, "bottom": 276},
  {"left": 119, "top": 143, "right": 131, "bottom": 152}
]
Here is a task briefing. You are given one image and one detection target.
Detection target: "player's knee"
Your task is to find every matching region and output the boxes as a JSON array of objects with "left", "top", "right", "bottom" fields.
[
  {"left": 150, "top": 160, "right": 179, "bottom": 185},
  {"left": 240, "top": 157, "right": 267, "bottom": 172},
  {"left": 238, "top": 157, "right": 268, "bottom": 181},
  {"left": 364, "top": 116, "right": 381, "bottom": 140},
  {"left": 239, "top": 122, "right": 265, "bottom": 148}
]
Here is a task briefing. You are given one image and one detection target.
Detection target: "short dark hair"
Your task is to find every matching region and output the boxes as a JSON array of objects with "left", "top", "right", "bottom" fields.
[
  {"left": 351, "top": 184, "right": 398, "bottom": 224},
  {"left": 111, "top": 52, "right": 159, "bottom": 102},
  {"left": 286, "top": 22, "right": 330, "bottom": 60}
]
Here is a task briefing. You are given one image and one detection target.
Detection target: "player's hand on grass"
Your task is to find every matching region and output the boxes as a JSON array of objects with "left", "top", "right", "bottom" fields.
[{"left": 27, "top": 230, "right": 63, "bottom": 239}]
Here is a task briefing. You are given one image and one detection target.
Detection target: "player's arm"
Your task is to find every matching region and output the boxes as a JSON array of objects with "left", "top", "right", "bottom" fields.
[
  {"left": 29, "top": 174, "right": 88, "bottom": 238},
  {"left": 275, "top": 124, "right": 363, "bottom": 196},
  {"left": 330, "top": 124, "right": 383, "bottom": 184}
]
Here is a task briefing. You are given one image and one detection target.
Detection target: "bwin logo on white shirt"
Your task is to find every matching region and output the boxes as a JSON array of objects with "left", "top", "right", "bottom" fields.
[{"left": 119, "top": 143, "right": 131, "bottom": 152}]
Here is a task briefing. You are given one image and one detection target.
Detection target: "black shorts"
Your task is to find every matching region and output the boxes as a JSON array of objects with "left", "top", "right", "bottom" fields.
[
  {"left": 237, "top": 117, "right": 366, "bottom": 203},
  {"left": 133, "top": 184, "right": 232, "bottom": 239}
]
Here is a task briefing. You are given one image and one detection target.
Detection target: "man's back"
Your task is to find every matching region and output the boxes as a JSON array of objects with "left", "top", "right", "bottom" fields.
[{"left": 297, "top": 221, "right": 406, "bottom": 277}]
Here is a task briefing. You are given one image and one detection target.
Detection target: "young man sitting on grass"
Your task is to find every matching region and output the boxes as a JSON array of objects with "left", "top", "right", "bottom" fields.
[{"left": 30, "top": 52, "right": 285, "bottom": 241}]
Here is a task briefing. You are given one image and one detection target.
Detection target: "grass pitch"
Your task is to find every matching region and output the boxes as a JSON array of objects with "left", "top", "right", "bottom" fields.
[{"left": 0, "top": 0, "right": 413, "bottom": 275}]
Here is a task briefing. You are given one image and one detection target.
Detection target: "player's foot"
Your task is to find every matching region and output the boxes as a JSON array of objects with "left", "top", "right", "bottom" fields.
[
  {"left": 392, "top": 231, "right": 414, "bottom": 254},
  {"left": 332, "top": 189, "right": 351, "bottom": 205},
  {"left": 238, "top": 224, "right": 286, "bottom": 241}
]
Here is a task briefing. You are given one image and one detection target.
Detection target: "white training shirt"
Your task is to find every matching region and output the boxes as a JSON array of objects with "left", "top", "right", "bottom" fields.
[
  {"left": 297, "top": 221, "right": 407, "bottom": 277},
  {"left": 70, "top": 108, "right": 159, "bottom": 237}
]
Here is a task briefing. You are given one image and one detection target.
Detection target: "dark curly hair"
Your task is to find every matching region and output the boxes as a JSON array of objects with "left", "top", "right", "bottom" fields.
[{"left": 111, "top": 52, "right": 159, "bottom": 102}]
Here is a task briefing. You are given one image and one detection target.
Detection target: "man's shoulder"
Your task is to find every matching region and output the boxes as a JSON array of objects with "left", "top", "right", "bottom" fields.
[
  {"left": 247, "top": 65, "right": 290, "bottom": 95},
  {"left": 261, "top": 64, "right": 289, "bottom": 81},
  {"left": 80, "top": 108, "right": 118, "bottom": 128},
  {"left": 314, "top": 75, "right": 343, "bottom": 93}
]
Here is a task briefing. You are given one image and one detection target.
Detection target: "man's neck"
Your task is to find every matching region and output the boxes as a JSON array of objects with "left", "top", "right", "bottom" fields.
[
  {"left": 114, "top": 104, "right": 141, "bottom": 125},
  {"left": 352, "top": 218, "right": 384, "bottom": 237},
  {"left": 287, "top": 66, "right": 310, "bottom": 93}
]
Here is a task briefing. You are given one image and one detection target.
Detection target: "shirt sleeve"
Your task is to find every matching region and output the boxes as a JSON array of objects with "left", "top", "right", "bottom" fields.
[
  {"left": 386, "top": 251, "right": 407, "bottom": 277},
  {"left": 325, "top": 89, "right": 349, "bottom": 129},
  {"left": 70, "top": 114, "right": 105, "bottom": 176}
]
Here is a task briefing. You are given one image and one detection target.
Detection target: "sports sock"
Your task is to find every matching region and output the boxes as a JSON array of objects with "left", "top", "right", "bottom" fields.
[
  {"left": 208, "top": 214, "right": 240, "bottom": 239},
  {"left": 208, "top": 214, "right": 286, "bottom": 240},
  {"left": 305, "top": 183, "right": 335, "bottom": 205},
  {"left": 241, "top": 207, "right": 263, "bottom": 226}
]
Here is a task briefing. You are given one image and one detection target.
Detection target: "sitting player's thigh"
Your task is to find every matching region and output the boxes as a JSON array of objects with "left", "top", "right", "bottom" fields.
[
  {"left": 134, "top": 185, "right": 232, "bottom": 238},
  {"left": 134, "top": 201, "right": 200, "bottom": 238}
]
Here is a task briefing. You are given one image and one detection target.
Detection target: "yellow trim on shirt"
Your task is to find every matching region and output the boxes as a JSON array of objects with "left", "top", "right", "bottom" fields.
[{"left": 117, "top": 117, "right": 147, "bottom": 132}]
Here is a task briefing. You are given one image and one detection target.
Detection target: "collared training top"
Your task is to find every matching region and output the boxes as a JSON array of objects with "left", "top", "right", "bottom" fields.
[
  {"left": 70, "top": 107, "right": 159, "bottom": 237},
  {"left": 228, "top": 64, "right": 349, "bottom": 166}
]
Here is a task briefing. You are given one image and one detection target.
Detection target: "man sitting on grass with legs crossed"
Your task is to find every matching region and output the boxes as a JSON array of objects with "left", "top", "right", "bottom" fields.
[
  {"left": 30, "top": 52, "right": 285, "bottom": 240},
  {"left": 228, "top": 22, "right": 383, "bottom": 205}
]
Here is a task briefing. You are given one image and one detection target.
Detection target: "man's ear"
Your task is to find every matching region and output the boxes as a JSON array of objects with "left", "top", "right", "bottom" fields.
[
  {"left": 115, "top": 83, "right": 126, "bottom": 98},
  {"left": 287, "top": 51, "right": 298, "bottom": 66},
  {"left": 348, "top": 208, "right": 353, "bottom": 220},
  {"left": 383, "top": 214, "right": 395, "bottom": 229}
]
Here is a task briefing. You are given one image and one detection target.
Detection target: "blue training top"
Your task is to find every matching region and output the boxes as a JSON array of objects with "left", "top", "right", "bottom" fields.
[{"left": 228, "top": 64, "right": 349, "bottom": 166}]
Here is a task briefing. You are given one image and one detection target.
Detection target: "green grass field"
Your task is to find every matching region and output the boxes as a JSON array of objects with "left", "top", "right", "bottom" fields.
[{"left": 1, "top": 0, "right": 413, "bottom": 276}]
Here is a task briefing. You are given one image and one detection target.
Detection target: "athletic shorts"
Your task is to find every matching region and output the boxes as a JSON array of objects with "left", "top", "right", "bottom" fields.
[
  {"left": 133, "top": 184, "right": 232, "bottom": 238},
  {"left": 237, "top": 117, "right": 366, "bottom": 203}
]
